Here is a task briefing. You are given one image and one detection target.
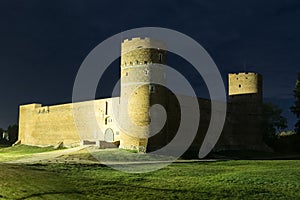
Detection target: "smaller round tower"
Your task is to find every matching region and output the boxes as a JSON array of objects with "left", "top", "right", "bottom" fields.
[{"left": 119, "top": 37, "right": 167, "bottom": 152}]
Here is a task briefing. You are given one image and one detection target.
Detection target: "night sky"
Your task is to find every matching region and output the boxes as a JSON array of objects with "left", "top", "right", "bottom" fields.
[{"left": 0, "top": 0, "right": 299, "bottom": 129}]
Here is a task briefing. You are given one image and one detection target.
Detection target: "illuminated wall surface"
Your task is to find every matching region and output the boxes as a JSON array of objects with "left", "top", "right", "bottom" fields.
[{"left": 18, "top": 38, "right": 268, "bottom": 152}]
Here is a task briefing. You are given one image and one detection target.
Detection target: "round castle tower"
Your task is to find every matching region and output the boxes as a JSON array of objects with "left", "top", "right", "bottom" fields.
[{"left": 119, "top": 37, "right": 167, "bottom": 152}]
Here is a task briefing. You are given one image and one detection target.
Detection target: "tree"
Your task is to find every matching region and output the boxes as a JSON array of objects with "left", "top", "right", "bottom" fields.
[
  {"left": 291, "top": 73, "right": 300, "bottom": 134},
  {"left": 0, "top": 127, "right": 4, "bottom": 144},
  {"left": 7, "top": 124, "right": 18, "bottom": 144},
  {"left": 262, "top": 102, "right": 287, "bottom": 144}
]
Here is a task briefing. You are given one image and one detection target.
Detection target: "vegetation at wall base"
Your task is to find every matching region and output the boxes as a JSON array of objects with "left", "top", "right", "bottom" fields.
[
  {"left": 0, "top": 124, "right": 19, "bottom": 146},
  {"left": 270, "top": 133, "right": 300, "bottom": 153},
  {"left": 291, "top": 73, "right": 300, "bottom": 134},
  {"left": 262, "top": 102, "right": 287, "bottom": 148}
]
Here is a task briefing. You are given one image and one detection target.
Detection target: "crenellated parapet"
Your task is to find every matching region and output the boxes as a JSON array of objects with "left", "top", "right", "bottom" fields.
[
  {"left": 228, "top": 72, "right": 262, "bottom": 101},
  {"left": 121, "top": 37, "right": 166, "bottom": 67}
]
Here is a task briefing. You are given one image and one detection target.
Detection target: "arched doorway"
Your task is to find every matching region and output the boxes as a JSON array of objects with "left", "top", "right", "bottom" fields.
[{"left": 104, "top": 128, "right": 114, "bottom": 142}]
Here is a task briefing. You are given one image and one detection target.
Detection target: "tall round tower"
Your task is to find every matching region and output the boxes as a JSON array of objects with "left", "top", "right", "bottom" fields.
[{"left": 119, "top": 37, "right": 167, "bottom": 152}]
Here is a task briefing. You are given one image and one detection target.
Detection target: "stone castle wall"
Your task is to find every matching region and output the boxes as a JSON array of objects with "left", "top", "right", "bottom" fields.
[
  {"left": 19, "top": 98, "right": 121, "bottom": 147},
  {"left": 18, "top": 37, "right": 269, "bottom": 153}
]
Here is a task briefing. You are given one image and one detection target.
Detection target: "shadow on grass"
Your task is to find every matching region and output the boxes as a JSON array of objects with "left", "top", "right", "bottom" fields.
[
  {"left": 15, "top": 191, "right": 85, "bottom": 200},
  {"left": 208, "top": 150, "right": 300, "bottom": 160}
]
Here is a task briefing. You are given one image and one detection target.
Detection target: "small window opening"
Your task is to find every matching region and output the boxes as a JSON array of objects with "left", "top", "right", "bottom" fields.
[
  {"left": 145, "top": 69, "right": 149, "bottom": 75},
  {"left": 105, "top": 101, "right": 108, "bottom": 115},
  {"left": 158, "top": 53, "right": 163, "bottom": 63},
  {"left": 239, "top": 84, "right": 242, "bottom": 88},
  {"left": 149, "top": 85, "right": 155, "bottom": 93}
]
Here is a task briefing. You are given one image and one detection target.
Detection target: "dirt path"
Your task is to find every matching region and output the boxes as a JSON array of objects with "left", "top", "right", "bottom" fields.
[
  {"left": 3, "top": 145, "right": 300, "bottom": 167},
  {"left": 4, "top": 146, "right": 217, "bottom": 165}
]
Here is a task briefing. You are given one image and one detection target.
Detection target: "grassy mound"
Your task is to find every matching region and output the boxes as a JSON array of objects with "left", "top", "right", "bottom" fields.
[{"left": 0, "top": 145, "right": 55, "bottom": 162}]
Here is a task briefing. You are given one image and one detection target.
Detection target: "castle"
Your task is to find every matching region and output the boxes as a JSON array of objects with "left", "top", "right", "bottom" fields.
[{"left": 18, "top": 37, "right": 269, "bottom": 154}]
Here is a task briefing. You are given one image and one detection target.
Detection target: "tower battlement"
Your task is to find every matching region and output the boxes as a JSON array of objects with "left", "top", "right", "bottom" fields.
[
  {"left": 121, "top": 37, "right": 166, "bottom": 67},
  {"left": 121, "top": 37, "right": 165, "bottom": 53},
  {"left": 228, "top": 72, "right": 262, "bottom": 97}
]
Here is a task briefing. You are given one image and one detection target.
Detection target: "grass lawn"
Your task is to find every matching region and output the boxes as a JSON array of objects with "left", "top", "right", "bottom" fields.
[
  {"left": 0, "top": 160, "right": 299, "bottom": 199},
  {"left": 0, "top": 145, "right": 55, "bottom": 162}
]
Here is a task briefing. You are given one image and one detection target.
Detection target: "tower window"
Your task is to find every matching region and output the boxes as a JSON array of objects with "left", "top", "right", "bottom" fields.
[
  {"left": 239, "top": 84, "right": 242, "bottom": 88},
  {"left": 158, "top": 53, "right": 163, "bottom": 63},
  {"left": 105, "top": 101, "right": 108, "bottom": 115},
  {"left": 125, "top": 72, "right": 128, "bottom": 76},
  {"left": 136, "top": 60, "right": 139, "bottom": 64},
  {"left": 145, "top": 69, "right": 149, "bottom": 75},
  {"left": 144, "top": 61, "right": 147, "bottom": 64},
  {"left": 149, "top": 85, "right": 155, "bottom": 93}
]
